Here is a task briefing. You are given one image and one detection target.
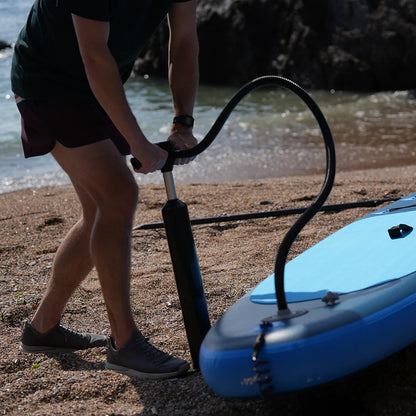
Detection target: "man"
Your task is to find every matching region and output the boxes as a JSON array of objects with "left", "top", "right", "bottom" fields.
[{"left": 12, "top": 0, "right": 198, "bottom": 379}]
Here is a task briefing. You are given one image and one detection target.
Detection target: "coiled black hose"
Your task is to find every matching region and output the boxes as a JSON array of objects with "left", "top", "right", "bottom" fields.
[{"left": 132, "top": 75, "right": 336, "bottom": 313}]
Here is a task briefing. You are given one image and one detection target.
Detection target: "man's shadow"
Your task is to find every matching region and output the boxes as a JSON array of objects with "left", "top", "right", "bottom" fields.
[{"left": 44, "top": 351, "right": 106, "bottom": 372}]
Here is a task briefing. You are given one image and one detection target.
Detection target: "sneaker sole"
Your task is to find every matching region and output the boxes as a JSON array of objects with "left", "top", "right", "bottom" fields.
[
  {"left": 105, "top": 361, "right": 190, "bottom": 380},
  {"left": 21, "top": 343, "right": 78, "bottom": 353}
]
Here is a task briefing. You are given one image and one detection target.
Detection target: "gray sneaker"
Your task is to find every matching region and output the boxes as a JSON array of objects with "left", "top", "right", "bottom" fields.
[
  {"left": 105, "top": 330, "right": 190, "bottom": 379},
  {"left": 21, "top": 321, "right": 107, "bottom": 353}
]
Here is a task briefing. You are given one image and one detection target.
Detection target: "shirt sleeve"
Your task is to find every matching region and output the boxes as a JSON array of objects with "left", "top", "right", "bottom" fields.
[{"left": 63, "top": 0, "right": 111, "bottom": 22}]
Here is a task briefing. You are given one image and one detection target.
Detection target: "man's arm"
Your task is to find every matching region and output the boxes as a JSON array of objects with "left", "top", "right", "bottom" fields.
[
  {"left": 71, "top": 15, "right": 167, "bottom": 173},
  {"left": 167, "top": 0, "right": 199, "bottom": 161}
]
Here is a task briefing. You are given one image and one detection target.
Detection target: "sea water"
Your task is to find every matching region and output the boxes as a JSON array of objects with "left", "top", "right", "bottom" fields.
[{"left": 1, "top": 0, "right": 416, "bottom": 194}]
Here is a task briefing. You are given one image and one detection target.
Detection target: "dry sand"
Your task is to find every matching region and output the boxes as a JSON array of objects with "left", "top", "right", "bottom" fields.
[{"left": 1, "top": 165, "right": 416, "bottom": 416}]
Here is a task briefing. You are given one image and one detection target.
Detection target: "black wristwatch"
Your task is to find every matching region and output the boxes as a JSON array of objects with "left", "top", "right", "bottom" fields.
[{"left": 173, "top": 114, "right": 194, "bottom": 128}]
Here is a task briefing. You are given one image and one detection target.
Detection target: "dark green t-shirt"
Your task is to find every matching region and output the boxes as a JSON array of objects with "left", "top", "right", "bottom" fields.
[{"left": 11, "top": 0, "right": 190, "bottom": 99}]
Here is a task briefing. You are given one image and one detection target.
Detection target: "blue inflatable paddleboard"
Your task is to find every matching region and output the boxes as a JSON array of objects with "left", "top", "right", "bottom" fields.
[{"left": 199, "top": 192, "right": 416, "bottom": 398}]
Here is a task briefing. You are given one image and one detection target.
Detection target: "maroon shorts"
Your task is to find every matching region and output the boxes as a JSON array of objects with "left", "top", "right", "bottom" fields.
[{"left": 16, "top": 97, "right": 131, "bottom": 158}]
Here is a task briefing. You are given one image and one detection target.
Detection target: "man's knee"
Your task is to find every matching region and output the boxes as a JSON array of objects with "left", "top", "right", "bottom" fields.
[{"left": 98, "top": 177, "right": 138, "bottom": 220}]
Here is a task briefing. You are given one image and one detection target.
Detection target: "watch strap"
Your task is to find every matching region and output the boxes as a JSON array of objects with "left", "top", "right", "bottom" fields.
[{"left": 173, "top": 114, "right": 194, "bottom": 128}]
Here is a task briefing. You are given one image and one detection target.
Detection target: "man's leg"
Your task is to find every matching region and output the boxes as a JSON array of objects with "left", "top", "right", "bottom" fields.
[
  {"left": 30, "top": 183, "right": 97, "bottom": 333},
  {"left": 48, "top": 140, "right": 139, "bottom": 348}
]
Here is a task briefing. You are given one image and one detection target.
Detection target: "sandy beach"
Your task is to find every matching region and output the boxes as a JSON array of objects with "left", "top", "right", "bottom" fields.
[{"left": 1, "top": 165, "right": 416, "bottom": 416}]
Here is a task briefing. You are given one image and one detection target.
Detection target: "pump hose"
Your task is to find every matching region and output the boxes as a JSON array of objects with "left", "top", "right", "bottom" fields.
[{"left": 131, "top": 75, "right": 336, "bottom": 313}]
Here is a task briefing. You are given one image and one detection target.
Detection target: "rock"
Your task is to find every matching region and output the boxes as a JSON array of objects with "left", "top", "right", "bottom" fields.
[
  {"left": 0, "top": 40, "right": 11, "bottom": 50},
  {"left": 134, "top": 0, "right": 416, "bottom": 91},
  {"left": 0, "top": 305, "right": 31, "bottom": 327}
]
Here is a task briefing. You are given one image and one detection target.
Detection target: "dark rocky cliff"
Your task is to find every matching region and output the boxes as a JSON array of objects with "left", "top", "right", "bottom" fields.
[{"left": 134, "top": 0, "right": 416, "bottom": 91}]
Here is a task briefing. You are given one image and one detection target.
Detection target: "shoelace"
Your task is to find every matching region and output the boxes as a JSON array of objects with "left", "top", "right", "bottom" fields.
[
  {"left": 59, "top": 324, "right": 89, "bottom": 345},
  {"left": 134, "top": 335, "right": 171, "bottom": 364}
]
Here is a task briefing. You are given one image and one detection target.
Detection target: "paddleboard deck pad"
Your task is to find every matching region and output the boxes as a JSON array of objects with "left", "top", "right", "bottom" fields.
[{"left": 199, "top": 192, "right": 416, "bottom": 398}]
